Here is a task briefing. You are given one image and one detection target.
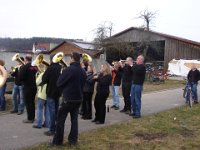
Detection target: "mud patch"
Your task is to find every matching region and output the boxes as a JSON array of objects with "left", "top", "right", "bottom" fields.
[
  {"left": 179, "top": 129, "right": 194, "bottom": 137},
  {"left": 134, "top": 132, "right": 168, "bottom": 141}
]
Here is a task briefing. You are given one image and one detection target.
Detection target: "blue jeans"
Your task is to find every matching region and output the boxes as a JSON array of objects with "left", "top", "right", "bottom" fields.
[
  {"left": 46, "top": 97, "right": 59, "bottom": 132},
  {"left": 0, "top": 84, "right": 7, "bottom": 110},
  {"left": 186, "top": 83, "right": 198, "bottom": 102},
  {"left": 131, "top": 84, "right": 143, "bottom": 117},
  {"left": 112, "top": 86, "right": 120, "bottom": 107},
  {"left": 36, "top": 98, "right": 50, "bottom": 128},
  {"left": 12, "top": 84, "right": 24, "bottom": 112}
]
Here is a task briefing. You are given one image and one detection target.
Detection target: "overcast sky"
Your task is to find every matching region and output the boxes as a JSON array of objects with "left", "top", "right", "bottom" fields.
[{"left": 0, "top": 0, "right": 199, "bottom": 42}]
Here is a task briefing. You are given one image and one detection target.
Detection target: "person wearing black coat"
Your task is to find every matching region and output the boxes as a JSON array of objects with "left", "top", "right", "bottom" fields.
[
  {"left": 40, "top": 61, "right": 62, "bottom": 136},
  {"left": 19, "top": 55, "right": 38, "bottom": 123},
  {"left": 187, "top": 64, "right": 200, "bottom": 103},
  {"left": 81, "top": 64, "right": 95, "bottom": 120},
  {"left": 10, "top": 57, "right": 25, "bottom": 115},
  {"left": 92, "top": 63, "right": 112, "bottom": 124},
  {"left": 120, "top": 57, "right": 133, "bottom": 114},
  {"left": 51, "top": 52, "right": 86, "bottom": 147}
]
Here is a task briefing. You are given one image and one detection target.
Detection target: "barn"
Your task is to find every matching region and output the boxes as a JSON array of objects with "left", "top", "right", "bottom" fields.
[
  {"left": 49, "top": 40, "right": 105, "bottom": 71},
  {"left": 104, "top": 27, "right": 200, "bottom": 70}
]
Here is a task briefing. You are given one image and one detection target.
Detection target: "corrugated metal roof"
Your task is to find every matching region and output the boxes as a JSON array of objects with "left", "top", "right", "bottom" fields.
[
  {"left": 72, "top": 41, "right": 100, "bottom": 50},
  {"left": 108, "top": 27, "right": 200, "bottom": 47}
]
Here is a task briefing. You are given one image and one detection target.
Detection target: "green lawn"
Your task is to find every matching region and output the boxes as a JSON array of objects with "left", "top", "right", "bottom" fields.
[{"left": 25, "top": 104, "right": 200, "bottom": 150}]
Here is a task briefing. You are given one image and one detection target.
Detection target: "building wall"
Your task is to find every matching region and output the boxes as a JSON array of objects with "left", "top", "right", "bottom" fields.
[
  {"left": 108, "top": 29, "right": 200, "bottom": 71},
  {"left": 164, "top": 39, "right": 200, "bottom": 69},
  {"left": 50, "top": 42, "right": 83, "bottom": 58}
]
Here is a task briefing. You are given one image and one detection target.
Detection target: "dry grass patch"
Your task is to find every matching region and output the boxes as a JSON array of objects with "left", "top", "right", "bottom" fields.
[{"left": 25, "top": 104, "right": 200, "bottom": 150}]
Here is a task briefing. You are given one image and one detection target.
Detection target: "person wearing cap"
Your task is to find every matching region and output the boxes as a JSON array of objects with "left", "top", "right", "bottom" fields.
[
  {"left": 50, "top": 52, "right": 86, "bottom": 147},
  {"left": 19, "top": 55, "right": 38, "bottom": 123}
]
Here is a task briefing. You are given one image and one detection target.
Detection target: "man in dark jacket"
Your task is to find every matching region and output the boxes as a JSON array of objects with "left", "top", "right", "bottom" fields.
[
  {"left": 51, "top": 52, "right": 86, "bottom": 146},
  {"left": 130, "top": 55, "right": 146, "bottom": 118},
  {"left": 120, "top": 57, "right": 133, "bottom": 114},
  {"left": 111, "top": 62, "right": 122, "bottom": 110},
  {"left": 40, "top": 58, "right": 62, "bottom": 136},
  {"left": 10, "top": 57, "right": 25, "bottom": 115},
  {"left": 19, "top": 55, "right": 38, "bottom": 123},
  {"left": 187, "top": 64, "right": 200, "bottom": 103}
]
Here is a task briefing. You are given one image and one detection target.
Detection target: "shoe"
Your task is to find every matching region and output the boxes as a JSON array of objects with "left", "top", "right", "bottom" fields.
[
  {"left": 110, "top": 105, "right": 116, "bottom": 109},
  {"left": 120, "top": 109, "right": 126, "bottom": 113},
  {"left": 44, "top": 131, "right": 55, "bottom": 136},
  {"left": 10, "top": 110, "right": 18, "bottom": 114},
  {"left": 91, "top": 119, "right": 97, "bottom": 123},
  {"left": 95, "top": 121, "right": 104, "bottom": 125},
  {"left": 83, "top": 117, "right": 92, "bottom": 120},
  {"left": 17, "top": 112, "right": 23, "bottom": 115},
  {"left": 23, "top": 119, "right": 34, "bottom": 123},
  {"left": 133, "top": 115, "right": 141, "bottom": 119},
  {"left": 32, "top": 125, "right": 41, "bottom": 129},
  {"left": 125, "top": 110, "right": 131, "bottom": 115},
  {"left": 194, "top": 101, "right": 199, "bottom": 104},
  {"left": 0, "top": 108, "right": 5, "bottom": 111},
  {"left": 114, "top": 107, "right": 119, "bottom": 110},
  {"left": 129, "top": 113, "right": 134, "bottom": 116}
]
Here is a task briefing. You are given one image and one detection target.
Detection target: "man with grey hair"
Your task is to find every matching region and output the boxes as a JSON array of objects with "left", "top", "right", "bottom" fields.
[{"left": 130, "top": 55, "right": 146, "bottom": 118}]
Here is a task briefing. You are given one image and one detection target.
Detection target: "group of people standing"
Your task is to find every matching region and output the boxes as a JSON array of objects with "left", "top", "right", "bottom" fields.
[
  {"left": 0, "top": 52, "right": 146, "bottom": 147},
  {"left": 110, "top": 55, "right": 146, "bottom": 118}
]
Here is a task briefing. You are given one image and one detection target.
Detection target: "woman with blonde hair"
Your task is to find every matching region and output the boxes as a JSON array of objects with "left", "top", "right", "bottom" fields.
[
  {"left": 92, "top": 63, "right": 112, "bottom": 124},
  {"left": 81, "top": 64, "right": 95, "bottom": 120}
]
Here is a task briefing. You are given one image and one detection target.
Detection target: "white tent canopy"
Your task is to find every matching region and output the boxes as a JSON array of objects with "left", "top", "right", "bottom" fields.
[{"left": 168, "top": 59, "right": 200, "bottom": 77}]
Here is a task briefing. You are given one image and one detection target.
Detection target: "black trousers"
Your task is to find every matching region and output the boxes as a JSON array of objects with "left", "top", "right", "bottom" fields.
[
  {"left": 53, "top": 101, "right": 81, "bottom": 145},
  {"left": 82, "top": 92, "right": 93, "bottom": 118},
  {"left": 122, "top": 82, "right": 131, "bottom": 111},
  {"left": 23, "top": 87, "right": 37, "bottom": 121},
  {"left": 94, "top": 92, "right": 109, "bottom": 123}
]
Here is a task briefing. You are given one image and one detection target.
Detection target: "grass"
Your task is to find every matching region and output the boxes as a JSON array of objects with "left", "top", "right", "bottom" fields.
[
  {"left": 25, "top": 104, "right": 200, "bottom": 150},
  {"left": 143, "top": 79, "right": 185, "bottom": 93}
]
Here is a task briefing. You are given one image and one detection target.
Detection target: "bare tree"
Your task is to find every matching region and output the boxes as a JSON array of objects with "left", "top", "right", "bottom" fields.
[
  {"left": 93, "top": 21, "right": 114, "bottom": 46},
  {"left": 137, "top": 9, "right": 157, "bottom": 31}
]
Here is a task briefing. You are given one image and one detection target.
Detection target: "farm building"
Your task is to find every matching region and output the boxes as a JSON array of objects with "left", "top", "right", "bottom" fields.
[
  {"left": 49, "top": 40, "right": 105, "bottom": 70},
  {"left": 104, "top": 27, "right": 200, "bottom": 70},
  {"left": 0, "top": 40, "right": 105, "bottom": 72}
]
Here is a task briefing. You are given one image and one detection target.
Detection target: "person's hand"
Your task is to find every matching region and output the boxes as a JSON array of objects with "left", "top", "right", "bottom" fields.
[{"left": 93, "top": 75, "right": 98, "bottom": 79}]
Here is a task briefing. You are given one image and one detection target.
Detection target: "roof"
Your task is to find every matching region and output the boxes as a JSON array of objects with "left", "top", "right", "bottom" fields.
[
  {"left": 0, "top": 50, "right": 33, "bottom": 54},
  {"left": 49, "top": 40, "right": 102, "bottom": 57},
  {"left": 72, "top": 41, "right": 98, "bottom": 50},
  {"left": 108, "top": 27, "right": 200, "bottom": 47},
  {"left": 33, "top": 42, "right": 58, "bottom": 51}
]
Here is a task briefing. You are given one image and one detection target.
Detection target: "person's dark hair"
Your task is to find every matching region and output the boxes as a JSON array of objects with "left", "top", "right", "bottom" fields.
[
  {"left": 0, "top": 59, "right": 5, "bottom": 66},
  {"left": 20, "top": 57, "right": 24, "bottom": 61},
  {"left": 25, "top": 55, "right": 32, "bottom": 62},
  {"left": 70, "top": 52, "right": 80, "bottom": 62}
]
